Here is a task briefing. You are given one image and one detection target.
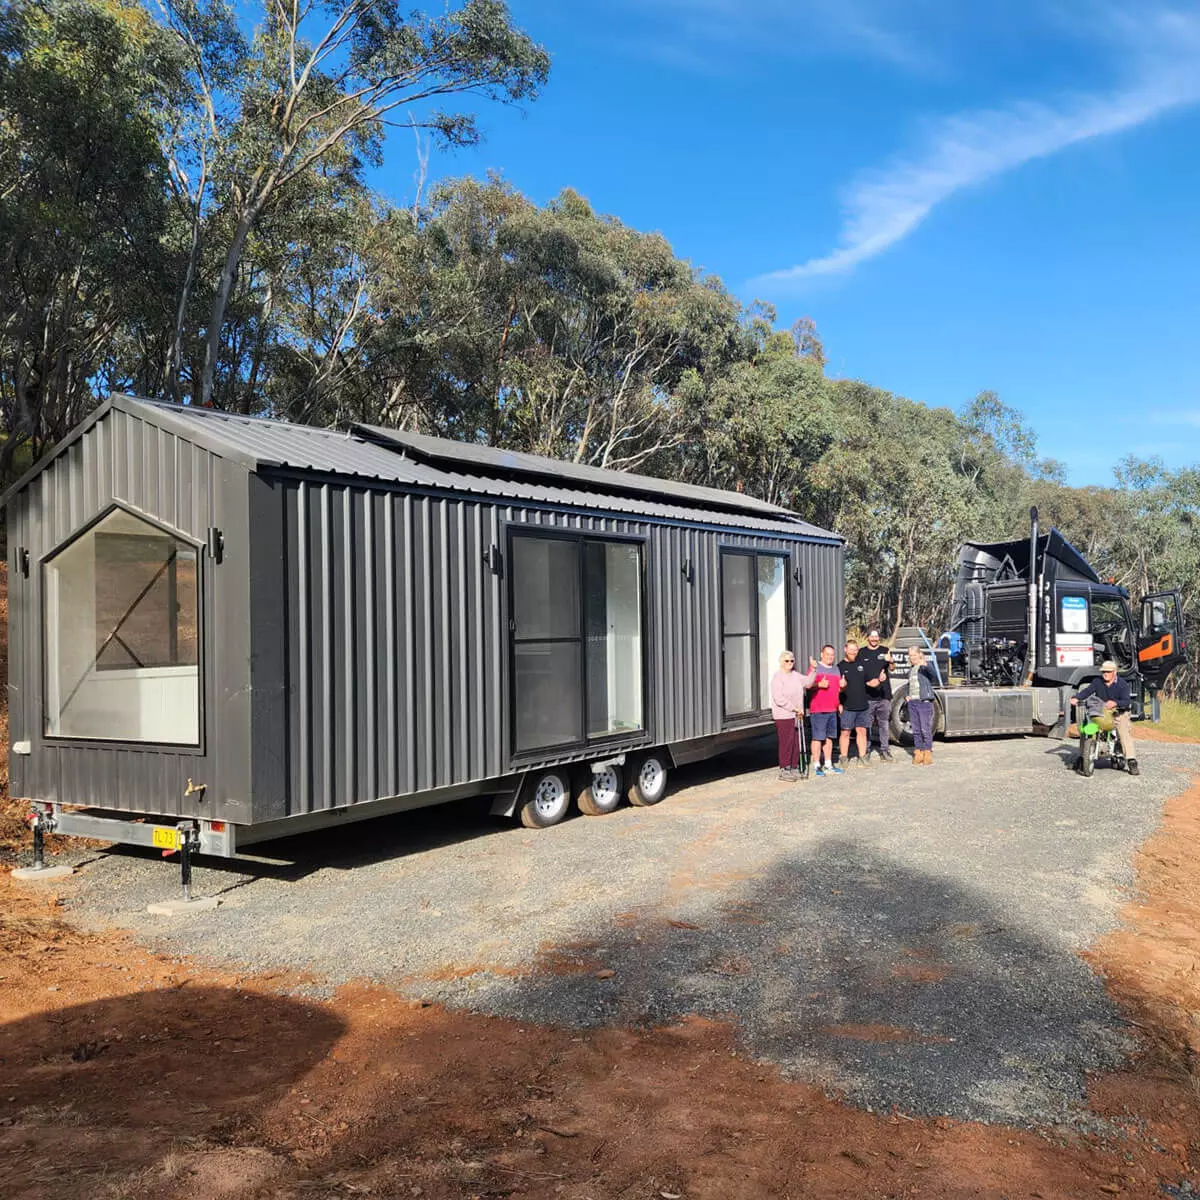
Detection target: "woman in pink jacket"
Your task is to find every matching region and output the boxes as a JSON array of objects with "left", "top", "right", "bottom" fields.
[{"left": 770, "top": 651, "right": 817, "bottom": 781}]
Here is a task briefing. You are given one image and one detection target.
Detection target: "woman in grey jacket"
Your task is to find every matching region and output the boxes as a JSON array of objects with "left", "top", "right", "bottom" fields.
[{"left": 907, "top": 647, "right": 938, "bottom": 766}]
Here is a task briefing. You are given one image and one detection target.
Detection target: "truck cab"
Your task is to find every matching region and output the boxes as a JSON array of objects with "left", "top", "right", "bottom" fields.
[
  {"left": 1047, "top": 581, "right": 1184, "bottom": 718},
  {"left": 889, "top": 511, "right": 1187, "bottom": 740}
]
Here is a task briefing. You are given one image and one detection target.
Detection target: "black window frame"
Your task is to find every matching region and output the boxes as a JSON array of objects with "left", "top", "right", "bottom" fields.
[
  {"left": 507, "top": 526, "right": 649, "bottom": 761},
  {"left": 39, "top": 502, "right": 207, "bottom": 753},
  {"left": 719, "top": 548, "right": 793, "bottom": 723}
]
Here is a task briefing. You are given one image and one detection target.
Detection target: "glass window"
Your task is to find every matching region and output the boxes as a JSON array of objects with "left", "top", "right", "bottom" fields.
[
  {"left": 1091, "top": 596, "right": 1133, "bottom": 668},
  {"left": 511, "top": 533, "right": 644, "bottom": 754},
  {"left": 757, "top": 556, "right": 788, "bottom": 709},
  {"left": 44, "top": 509, "right": 200, "bottom": 744},
  {"left": 721, "top": 550, "right": 790, "bottom": 718},
  {"left": 514, "top": 642, "right": 583, "bottom": 751},
  {"left": 721, "top": 553, "right": 753, "bottom": 635},
  {"left": 585, "top": 542, "right": 643, "bottom": 737},
  {"left": 512, "top": 536, "right": 579, "bottom": 639},
  {"left": 724, "top": 635, "right": 756, "bottom": 716}
]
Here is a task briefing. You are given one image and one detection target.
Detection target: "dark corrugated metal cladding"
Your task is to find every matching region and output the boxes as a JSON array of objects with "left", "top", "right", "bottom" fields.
[
  {"left": 7, "top": 406, "right": 251, "bottom": 821},
  {"left": 259, "top": 471, "right": 844, "bottom": 819}
]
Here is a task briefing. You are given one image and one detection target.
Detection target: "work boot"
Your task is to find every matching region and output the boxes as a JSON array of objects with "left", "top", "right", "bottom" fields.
[
  {"left": 925, "top": 749, "right": 933, "bottom": 765},
  {"left": 1128, "top": 759, "right": 1140, "bottom": 777}
]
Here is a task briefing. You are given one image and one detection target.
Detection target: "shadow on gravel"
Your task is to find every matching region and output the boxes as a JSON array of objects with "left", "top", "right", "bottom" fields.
[
  {"left": 0, "top": 986, "right": 343, "bottom": 1196},
  {"left": 455, "top": 836, "right": 1130, "bottom": 1129},
  {"left": 97, "top": 738, "right": 783, "bottom": 882}
]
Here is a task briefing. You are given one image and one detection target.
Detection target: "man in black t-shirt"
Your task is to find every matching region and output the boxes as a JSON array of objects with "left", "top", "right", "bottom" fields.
[
  {"left": 838, "top": 640, "right": 871, "bottom": 766},
  {"left": 858, "top": 627, "right": 895, "bottom": 762}
]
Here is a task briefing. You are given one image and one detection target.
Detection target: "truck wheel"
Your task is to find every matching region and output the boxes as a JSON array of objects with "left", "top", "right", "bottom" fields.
[
  {"left": 889, "top": 683, "right": 943, "bottom": 745},
  {"left": 519, "top": 770, "right": 573, "bottom": 829},
  {"left": 627, "top": 752, "right": 669, "bottom": 807},
  {"left": 577, "top": 763, "right": 623, "bottom": 816}
]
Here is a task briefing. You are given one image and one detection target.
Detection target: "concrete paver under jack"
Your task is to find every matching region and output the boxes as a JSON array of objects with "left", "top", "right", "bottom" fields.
[
  {"left": 12, "top": 863, "right": 74, "bottom": 882},
  {"left": 13, "top": 813, "right": 74, "bottom": 880},
  {"left": 146, "top": 828, "right": 220, "bottom": 913}
]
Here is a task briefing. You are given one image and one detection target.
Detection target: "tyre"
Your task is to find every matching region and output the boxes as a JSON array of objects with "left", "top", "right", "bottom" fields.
[
  {"left": 888, "top": 682, "right": 943, "bottom": 746},
  {"left": 577, "top": 763, "right": 623, "bottom": 816},
  {"left": 627, "top": 751, "right": 669, "bottom": 807},
  {"left": 519, "top": 770, "right": 573, "bottom": 829},
  {"left": 1079, "top": 736, "right": 1096, "bottom": 777}
]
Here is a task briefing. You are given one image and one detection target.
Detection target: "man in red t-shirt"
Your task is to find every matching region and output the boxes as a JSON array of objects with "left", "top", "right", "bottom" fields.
[{"left": 808, "top": 643, "right": 845, "bottom": 776}]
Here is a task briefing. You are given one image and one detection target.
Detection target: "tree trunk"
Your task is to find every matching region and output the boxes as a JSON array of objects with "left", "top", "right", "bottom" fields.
[
  {"left": 166, "top": 201, "right": 205, "bottom": 403},
  {"left": 199, "top": 206, "right": 259, "bottom": 408}
]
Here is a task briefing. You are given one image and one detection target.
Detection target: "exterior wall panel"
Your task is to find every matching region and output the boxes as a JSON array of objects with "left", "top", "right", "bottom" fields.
[
  {"left": 9, "top": 397, "right": 842, "bottom": 838},
  {"left": 262, "top": 476, "right": 844, "bottom": 821},
  {"left": 6, "top": 408, "right": 252, "bottom": 823}
]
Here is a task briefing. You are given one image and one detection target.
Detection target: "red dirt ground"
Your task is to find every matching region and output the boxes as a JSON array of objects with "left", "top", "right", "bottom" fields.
[{"left": 2, "top": 564, "right": 1198, "bottom": 1198}]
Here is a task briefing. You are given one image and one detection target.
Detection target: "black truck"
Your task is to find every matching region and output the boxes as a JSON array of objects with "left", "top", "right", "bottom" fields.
[{"left": 888, "top": 509, "right": 1187, "bottom": 741}]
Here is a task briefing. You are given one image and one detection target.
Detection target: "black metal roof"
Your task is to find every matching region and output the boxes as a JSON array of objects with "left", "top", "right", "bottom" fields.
[
  {"left": 352, "top": 424, "right": 795, "bottom": 518},
  {"left": 2, "top": 396, "right": 841, "bottom": 541}
]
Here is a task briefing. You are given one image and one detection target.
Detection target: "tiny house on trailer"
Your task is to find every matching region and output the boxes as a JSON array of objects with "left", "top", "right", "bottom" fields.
[{"left": 5, "top": 395, "right": 843, "bottom": 864}]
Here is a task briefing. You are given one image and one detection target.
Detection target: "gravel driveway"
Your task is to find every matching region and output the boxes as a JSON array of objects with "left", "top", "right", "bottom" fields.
[{"left": 57, "top": 734, "right": 1200, "bottom": 1130}]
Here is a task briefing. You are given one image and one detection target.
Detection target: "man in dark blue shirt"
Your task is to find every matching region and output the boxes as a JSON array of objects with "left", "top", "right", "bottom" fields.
[{"left": 1073, "top": 661, "right": 1138, "bottom": 775}]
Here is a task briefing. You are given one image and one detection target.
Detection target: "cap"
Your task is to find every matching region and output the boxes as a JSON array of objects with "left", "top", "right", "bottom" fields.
[{"left": 1100, "top": 660, "right": 1117, "bottom": 673}]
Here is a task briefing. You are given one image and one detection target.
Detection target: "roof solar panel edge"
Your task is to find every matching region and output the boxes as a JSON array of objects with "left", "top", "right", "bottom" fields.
[{"left": 353, "top": 423, "right": 797, "bottom": 518}]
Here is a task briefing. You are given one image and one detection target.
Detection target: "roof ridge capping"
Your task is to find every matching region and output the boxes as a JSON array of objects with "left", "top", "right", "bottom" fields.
[{"left": 352, "top": 424, "right": 799, "bottom": 520}]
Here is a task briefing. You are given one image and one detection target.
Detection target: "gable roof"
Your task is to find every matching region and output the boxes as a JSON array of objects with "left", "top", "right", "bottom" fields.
[{"left": 1, "top": 395, "right": 840, "bottom": 542}]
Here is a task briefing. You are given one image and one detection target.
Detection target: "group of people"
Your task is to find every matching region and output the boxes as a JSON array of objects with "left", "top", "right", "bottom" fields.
[
  {"left": 769, "top": 629, "right": 939, "bottom": 781},
  {"left": 770, "top": 634, "right": 1140, "bottom": 782}
]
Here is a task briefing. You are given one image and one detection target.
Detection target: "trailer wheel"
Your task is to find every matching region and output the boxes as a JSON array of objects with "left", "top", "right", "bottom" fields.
[
  {"left": 578, "top": 764, "right": 623, "bottom": 816},
  {"left": 627, "top": 752, "right": 669, "bottom": 807},
  {"left": 519, "top": 770, "right": 573, "bottom": 829},
  {"left": 889, "top": 683, "right": 943, "bottom": 746}
]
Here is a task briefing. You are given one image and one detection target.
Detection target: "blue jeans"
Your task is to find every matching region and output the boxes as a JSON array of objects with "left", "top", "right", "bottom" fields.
[
  {"left": 909, "top": 700, "right": 934, "bottom": 751},
  {"left": 867, "top": 696, "right": 891, "bottom": 750}
]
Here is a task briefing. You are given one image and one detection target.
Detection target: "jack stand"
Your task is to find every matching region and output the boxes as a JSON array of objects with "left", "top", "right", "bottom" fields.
[
  {"left": 180, "top": 830, "right": 193, "bottom": 902},
  {"left": 12, "top": 809, "right": 73, "bottom": 882},
  {"left": 147, "top": 826, "right": 220, "bottom": 915}
]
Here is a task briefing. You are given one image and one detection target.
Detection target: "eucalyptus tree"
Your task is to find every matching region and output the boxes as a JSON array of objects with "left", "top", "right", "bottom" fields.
[
  {"left": 356, "top": 179, "right": 745, "bottom": 469},
  {"left": 0, "top": 0, "right": 178, "bottom": 476},
  {"left": 155, "top": 0, "right": 549, "bottom": 409}
]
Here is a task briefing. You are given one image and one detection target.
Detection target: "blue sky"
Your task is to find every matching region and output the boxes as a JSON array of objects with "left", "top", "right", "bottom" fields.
[{"left": 377, "top": 0, "right": 1200, "bottom": 487}]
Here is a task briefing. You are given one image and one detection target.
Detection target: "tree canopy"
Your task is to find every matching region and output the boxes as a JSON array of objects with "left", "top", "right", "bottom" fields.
[{"left": 2, "top": 0, "right": 1197, "bottom": 699}]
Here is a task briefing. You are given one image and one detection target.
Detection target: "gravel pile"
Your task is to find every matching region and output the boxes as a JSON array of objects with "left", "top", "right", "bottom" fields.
[{"left": 53, "top": 734, "right": 1200, "bottom": 1129}]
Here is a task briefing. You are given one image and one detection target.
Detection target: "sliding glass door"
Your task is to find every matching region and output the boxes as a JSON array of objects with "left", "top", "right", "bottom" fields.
[
  {"left": 721, "top": 550, "right": 790, "bottom": 719},
  {"left": 511, "top": 532, "right": 645, "bottom": 756}
]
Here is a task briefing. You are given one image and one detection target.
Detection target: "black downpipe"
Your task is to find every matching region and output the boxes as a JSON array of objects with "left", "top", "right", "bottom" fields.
[{"left": 1025, "top": 507, "right": 1039, "bottom": 685}]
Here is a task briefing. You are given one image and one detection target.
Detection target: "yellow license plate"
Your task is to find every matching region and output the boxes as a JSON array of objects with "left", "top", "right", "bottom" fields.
[{"left": 152, "top": 827, "right": 181, "bottom": 851}]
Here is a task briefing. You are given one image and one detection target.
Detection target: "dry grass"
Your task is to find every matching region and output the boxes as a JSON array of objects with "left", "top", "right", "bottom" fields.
[{"left": 1154, "top": 698, "right": 1200, "bottom": 741}]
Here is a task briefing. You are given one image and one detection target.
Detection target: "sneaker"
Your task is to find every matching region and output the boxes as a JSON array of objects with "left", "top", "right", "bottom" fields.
[
  {"left": 1128, "top": 759, "right": 1140, "bottom": 776},
  {"left": 829, "top": 765, "right": 845, "bottom": 775},
  {"left": 879, "top": 752, "right": 895, "bottom": 763},
  {"left": 778, "top": 768, "right": 792, "bottom": 781},
  {"left": 814, "top": 766, "right": 826, "bottom": 778}
]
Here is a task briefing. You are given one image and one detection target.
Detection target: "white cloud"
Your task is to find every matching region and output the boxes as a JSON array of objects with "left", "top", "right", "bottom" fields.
[
  {"left": 603, "top": 0, "right": 939, "bottom": 72},
  {"left": 751, "top": 6, "right": 1200, "bottom": 285},
  {"left": 1147, "top": 409, "right": 1200, "bottom": 428}
]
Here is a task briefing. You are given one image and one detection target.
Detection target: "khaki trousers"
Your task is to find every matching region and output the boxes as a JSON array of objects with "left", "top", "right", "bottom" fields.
[{"left": 1114, "top": 711, "right": 1136, "bottom": 761}]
